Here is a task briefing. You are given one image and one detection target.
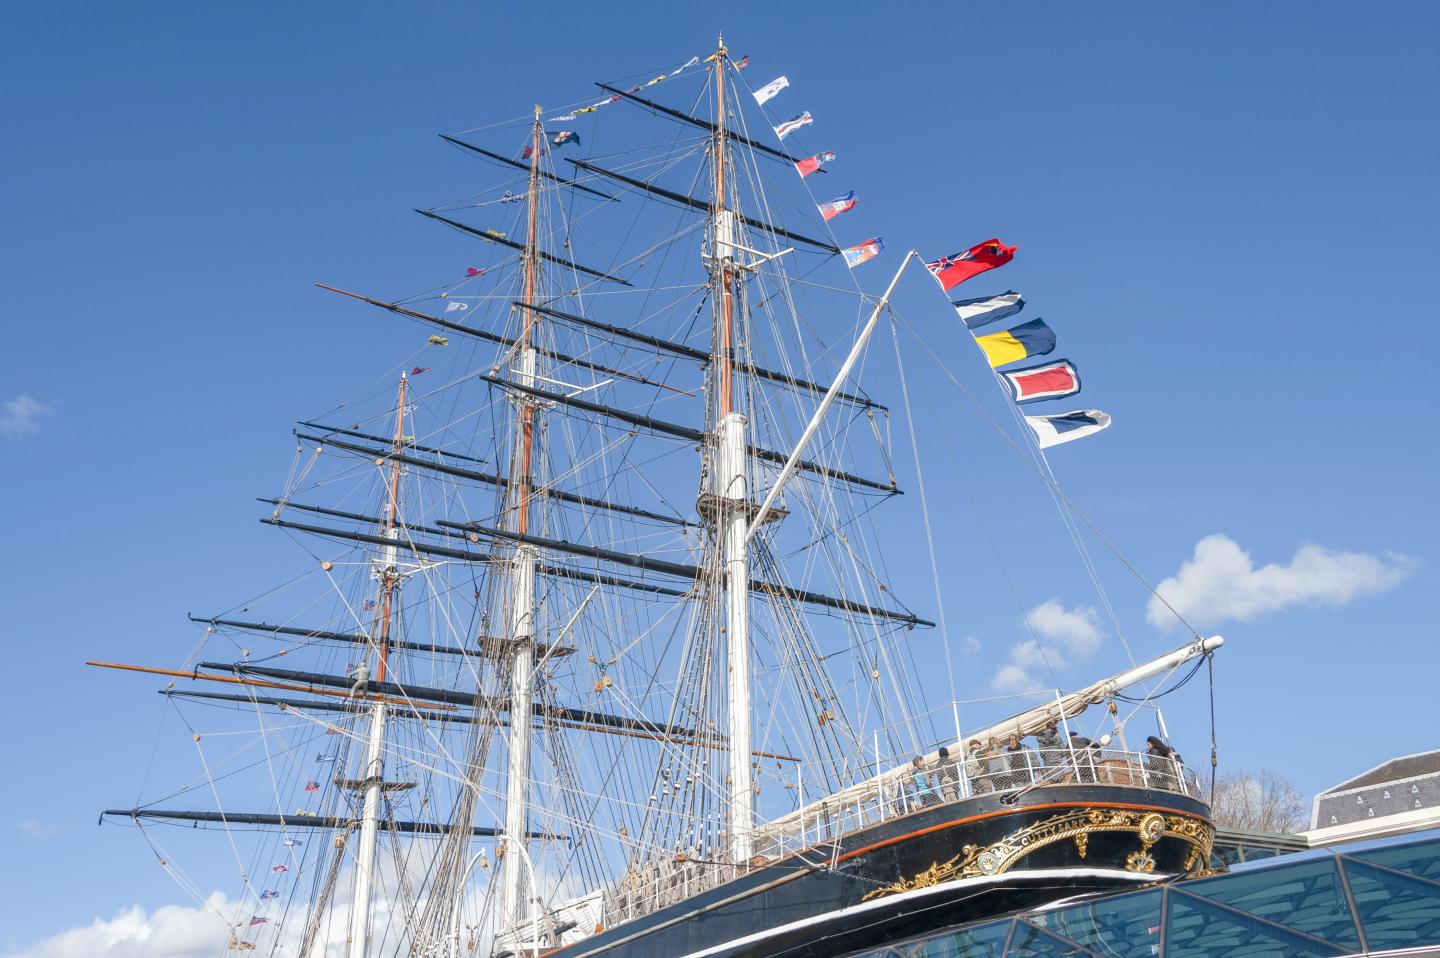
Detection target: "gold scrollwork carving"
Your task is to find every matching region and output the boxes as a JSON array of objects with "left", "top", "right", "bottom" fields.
[{"left": 860, "top": 807, "right": 1214, "bottom": 901}]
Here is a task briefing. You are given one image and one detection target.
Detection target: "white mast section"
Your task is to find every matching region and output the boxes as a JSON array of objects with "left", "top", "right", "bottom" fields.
[
  {"left": 347, "top": 373, "right": 409, "bottom": 958},
  {"left": 500, "top": 107, "right": 544, "bottom": 932},
  {"left": 709, "top": 40, "right": 755, "bottom": 865},
  {"left": 347, "top": 698, "right": 387, "bottom": 958}
]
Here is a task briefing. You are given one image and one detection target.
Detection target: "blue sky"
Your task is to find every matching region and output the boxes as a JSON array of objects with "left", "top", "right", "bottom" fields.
[{"left": 4, "top": 2, "right": 1438, "bottom": 953}]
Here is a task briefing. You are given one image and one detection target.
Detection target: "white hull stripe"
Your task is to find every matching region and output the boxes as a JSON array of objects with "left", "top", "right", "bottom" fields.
[{"left": 674, "top": 867, "right": 1166, "bottom": 958}]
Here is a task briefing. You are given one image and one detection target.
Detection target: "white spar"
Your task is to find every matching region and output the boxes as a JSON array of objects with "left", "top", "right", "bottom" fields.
[{"left": 756, "top": 635, "right": 1223, "bottom": 841}]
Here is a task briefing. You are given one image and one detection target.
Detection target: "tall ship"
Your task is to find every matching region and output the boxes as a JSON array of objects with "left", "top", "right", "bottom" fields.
[{"left": 94, "top": 38, "right": 1224, "bottom": 958}]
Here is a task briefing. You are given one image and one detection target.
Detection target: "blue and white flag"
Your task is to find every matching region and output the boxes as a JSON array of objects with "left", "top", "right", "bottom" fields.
[
  {"left": 445, "top": 301, "right": 468, "bottom": 313},
  {"left": 952, "top": 290, "right": 1024, "bottom": 329},
  {"left": 817, "top": 191, "right": 857, "bottom": 221},
  {"left": 753, "top": 76, "right": 789, "bottom": 105},
  {"left": 1024, "top": 410, "right": 1111, "bottom": 449},
  {"left": 773, "top": 112, "right": 813, "bottom": 139}
]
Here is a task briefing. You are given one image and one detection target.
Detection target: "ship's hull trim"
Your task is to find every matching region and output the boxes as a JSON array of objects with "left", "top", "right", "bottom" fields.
[
  {"left": 676, "top": 866, "right": 1161, "bottom": 958},
  {"left": 542, "top": 785, "right": 1212, "bottom": 958}
]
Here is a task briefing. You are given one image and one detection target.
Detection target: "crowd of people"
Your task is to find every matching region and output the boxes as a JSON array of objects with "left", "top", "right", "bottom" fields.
[{"left": 905, "top": 725, "right": 1186, "bottom": 807}]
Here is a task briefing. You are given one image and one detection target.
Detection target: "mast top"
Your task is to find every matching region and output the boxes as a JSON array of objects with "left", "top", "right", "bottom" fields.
[{"left": 534, "top": 104, "right": 542, "bottom": 119}]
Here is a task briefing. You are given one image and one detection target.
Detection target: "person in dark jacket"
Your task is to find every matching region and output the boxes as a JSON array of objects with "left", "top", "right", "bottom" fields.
[
  {"left": 1034, "top": 721, "right": 1064, "bottom": 766},
  {"left": 933, "top": 746, "right": 961, "bottom": 801},
  {"left": 1070, "top": 734, "right": 1100, "bottom": 783},
  {"left": 1144, "top": 735, "right": 1179, "bottom": 788}
]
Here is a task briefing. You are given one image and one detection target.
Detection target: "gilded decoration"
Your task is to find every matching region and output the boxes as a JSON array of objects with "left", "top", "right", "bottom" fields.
[{"left": 861, "top": 808, "right": 1214, "bottom": 901}]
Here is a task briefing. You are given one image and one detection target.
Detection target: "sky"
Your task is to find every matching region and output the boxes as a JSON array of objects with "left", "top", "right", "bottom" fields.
[{"left": 3, "top": 1, "right": 1438, "bottom": 954}]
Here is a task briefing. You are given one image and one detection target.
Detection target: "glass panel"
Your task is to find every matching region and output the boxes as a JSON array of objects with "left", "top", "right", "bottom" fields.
[
  {"left": 1164, "top": 889, "right": 1346, "bottom": 958},
  {"left": 1178, "top": 858, "right": 1360, "bottom": 949},
  {"left": 897, "top": 918, "right": 1014, "bottom": 958},
  {"left": 1238, "top": 844, "right": 1283, "bottom": 863},
  {"left": 1007, "top": 921, "right": 1092, "bottom": 957},
  {"left": 1042, "top": 889, "right": 1162, "bottom": 958},
  {"left": 1342, "top": 858, "right": 1440, "bottom": 951},
  {"left": 1354, "top": 835, "right": 1440, "bottom": 883}
]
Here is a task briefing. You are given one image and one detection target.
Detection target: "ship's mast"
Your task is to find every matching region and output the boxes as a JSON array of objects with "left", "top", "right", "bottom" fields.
[
  {"left": 709, "top": 37, "right": 755, "bottom": 865},
  {"left": 500, "top": 105, "right": 544, "bottom": 931},
  {"left": 347, "top": 372, "right": 407, "bottom": 958}
]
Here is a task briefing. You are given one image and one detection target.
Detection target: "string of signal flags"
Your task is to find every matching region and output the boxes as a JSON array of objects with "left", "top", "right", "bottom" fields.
[
  {"left": 923, "top": 239, "right": 1111, "bottom": 451},
  {"left": 452, "top": 49, "right": 1110, "bottom": 450},
  {"left": 748, "top": 60, "right": 1109, "bottom": 451}
]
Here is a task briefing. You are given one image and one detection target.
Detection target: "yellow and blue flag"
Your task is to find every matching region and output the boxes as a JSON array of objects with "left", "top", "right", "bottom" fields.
[{"left": 974, "top": 318, "right": 1056, "bottom": 368}]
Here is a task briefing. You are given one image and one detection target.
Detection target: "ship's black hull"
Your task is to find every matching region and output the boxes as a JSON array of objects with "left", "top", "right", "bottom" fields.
[{"left": 542, "top": 785, "right": 1213, "bottom": 958}]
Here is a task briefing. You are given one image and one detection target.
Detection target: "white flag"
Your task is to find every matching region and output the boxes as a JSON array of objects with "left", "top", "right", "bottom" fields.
[
  {"left": 445, "top": 301, "right": 469, "bottom": 313},
  {"left": 1024, "top": 410, "right": 1111, "bottom": 449},
  {"left": 753, "top": 76, "right": 789, "bottom": 106}
]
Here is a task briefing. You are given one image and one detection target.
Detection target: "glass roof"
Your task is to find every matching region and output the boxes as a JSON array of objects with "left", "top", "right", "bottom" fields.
[{"left": 848, "top": 830, "right": 1440, "bottom": 958}]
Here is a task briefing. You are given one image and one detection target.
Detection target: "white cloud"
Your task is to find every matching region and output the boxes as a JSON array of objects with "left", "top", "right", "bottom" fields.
[
  {"left": 1146, "top": 533, "right": 1411, "bottom": 630},
  {"left": 991, "top": 601, "right": 1103, "bottom": 692},
  {"left": 991, "top": 663, "right": 1035, "bottom": 693},
  {"left": 11, "top": 893, "right": 244, "bottom": 958},
  {"left": 957, "top": 635, "right": 982, "bottom": 654},
  {"left": 1026, "top": 600, "right": 1103, "bottom": 658},
  {"left": 17, "top": 817, "right": 66, "bottom": 840},
  {"left": 0, "top": 394, "right": 57, "bottom": 438}
]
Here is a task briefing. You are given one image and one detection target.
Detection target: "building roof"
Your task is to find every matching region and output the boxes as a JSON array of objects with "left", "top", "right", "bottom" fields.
[
  {"left": 1321, "top": 748, "right": 1440, "bottom": 794},
  {"left": 1311, "top": 748, "right": 1440, "bottom": 833}
]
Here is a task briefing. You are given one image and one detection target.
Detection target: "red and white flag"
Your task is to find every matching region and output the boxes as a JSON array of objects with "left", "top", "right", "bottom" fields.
[
  {"left": 1001, "top": 359, "right": 1081, "bottom": 405},
  {"left": 925, "top": 239, "right": 1018, "bottom": 291},
  {"left": 795, "top": 151, "right": 836, "bottom": 178}
]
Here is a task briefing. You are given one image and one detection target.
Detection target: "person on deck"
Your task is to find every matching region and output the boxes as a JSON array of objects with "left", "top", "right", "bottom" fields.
[
  {"left": 1070, "top": 735, "right": 1100, "bottom": 784},
  {"left": 1003, "top": 734, "right": 1036, "bottom": 789},
  {"left": 933, "top": 746, "right": 960, "bottom": 801},
  {"left": 1034, "top": 722, "right": 1064, "bottom": 766},
  {"left": 964, "top": 739, "right": 995, "bottom": 794},
  {"left": 1144, "top": 735, "right": 1179, "bottom": 788},
  {"left": 910, "top": 756, "right": 939, "bottom": 807}
]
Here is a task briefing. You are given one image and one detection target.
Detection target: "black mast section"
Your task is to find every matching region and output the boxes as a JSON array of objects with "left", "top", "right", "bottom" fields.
[
  {"left": 313, "top": 284, "right": 679, "bottom": 395},
  {"left": 101, "top": 808, "right": 548, "bottom": 838},
  {"left": 295, "top": 416, "right": 488, "bottom": 465},
  {"left": 568, "top": 158, "right": 838, "bottom": 253},
  {"left": 416, "top": 209, "right": 632, "bottom": 286},
  {"left": 260, "top": 517, "right": 928, "bottom": 625},
  {"left": 517, "top": 301, "right": 884, "bottom": 411},
  {"left": 596, "top": 83, "right": 797, "bottom": 164},
  {"left": 294, "top": 431, "right": 695, "bottom": 528},
  {"left": 190, "top": 613, "right": 477, "bottom": 659},
  {"left": 198, "top": 661, "right": 721, "bottom": 737},
  {"left": 262, "top": 517, "right": 692, "bottom": 599},
  {"left": 439, "top": 134, "right": 617, "bottom": 200},
  {"left": 440, "top": 519, "right": 932, "bottom": 628},
  {"left": 477, "top": 374, "right": 899, "bottom": 494}
]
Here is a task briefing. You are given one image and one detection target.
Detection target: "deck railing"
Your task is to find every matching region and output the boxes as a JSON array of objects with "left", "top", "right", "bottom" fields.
[{"left": 595, "top": 748, "right": 1200, "bottom": 929}]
